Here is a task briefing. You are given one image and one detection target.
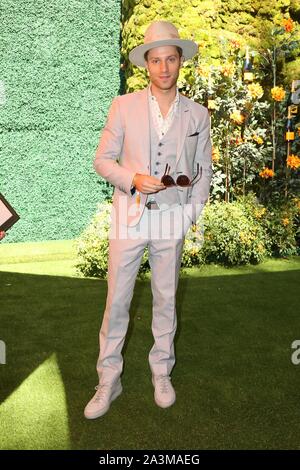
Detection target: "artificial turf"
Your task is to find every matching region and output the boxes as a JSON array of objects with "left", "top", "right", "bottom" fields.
[{"left": 0, "top": 240, "right": 299, "bottom": 449}]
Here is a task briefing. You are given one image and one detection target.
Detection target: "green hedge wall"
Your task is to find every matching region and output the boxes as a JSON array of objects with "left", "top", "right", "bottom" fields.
[{"left": 0, "top": 0, "right": 122, "bottom": 243}]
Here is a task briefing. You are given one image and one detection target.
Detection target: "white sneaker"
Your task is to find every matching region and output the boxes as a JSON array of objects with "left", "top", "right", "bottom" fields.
[
  {"left": 84, "top": 378, "right": 122, "bottom": 419},
  {"left": 152, "top": 375, "right": 176, "bottom": 408}
]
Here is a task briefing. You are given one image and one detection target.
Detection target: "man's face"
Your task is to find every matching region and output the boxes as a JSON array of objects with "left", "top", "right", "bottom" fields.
[{"left": 145, "top": 45, "right": 183, "bottom": 91}]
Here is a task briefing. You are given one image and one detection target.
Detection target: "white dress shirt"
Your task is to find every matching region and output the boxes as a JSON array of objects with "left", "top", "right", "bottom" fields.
[{"left": 147, "top": 83, "right": 180, "bottom": 139}]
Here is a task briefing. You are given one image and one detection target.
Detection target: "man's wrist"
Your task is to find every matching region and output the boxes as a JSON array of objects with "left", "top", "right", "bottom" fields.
[
  {"left": 132, "top": 173, "right": 139, "bottom": 188},
  {"left": 130, "top": 174, "right": 138, "bottom": 195}
]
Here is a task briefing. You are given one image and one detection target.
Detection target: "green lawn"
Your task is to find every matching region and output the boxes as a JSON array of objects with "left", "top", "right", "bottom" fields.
[{"left": 0, "top": 240, "right": 299, "bottom": 449}]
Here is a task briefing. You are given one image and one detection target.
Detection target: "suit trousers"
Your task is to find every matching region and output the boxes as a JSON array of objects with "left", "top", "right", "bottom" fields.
[{"left": 96, "top": 203, "right": 191, "bottom": 385}]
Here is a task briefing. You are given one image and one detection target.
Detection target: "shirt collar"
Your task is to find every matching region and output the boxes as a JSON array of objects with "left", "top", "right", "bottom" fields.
[{"left": 147, "top": 83, "right": 180, "bottom": 106}]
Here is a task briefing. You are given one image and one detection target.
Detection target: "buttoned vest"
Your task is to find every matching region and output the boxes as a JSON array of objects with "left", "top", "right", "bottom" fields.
[{"left": 148, "top": 102, "right": 181, "bottom": 208}]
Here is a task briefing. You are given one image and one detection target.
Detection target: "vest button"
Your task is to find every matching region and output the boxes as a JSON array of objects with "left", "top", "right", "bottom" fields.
[
  {"left": 159, "top": 142, "right": 163, "bottom": 146},
  {"left": 158, "top": 152, "right": 162, "bottom": 156},
  {"left": 156, "top": 162, "right": 160, "bottom": 165},
  {"left": 154, "top": 171, "right": 159, "bottom": 175}
]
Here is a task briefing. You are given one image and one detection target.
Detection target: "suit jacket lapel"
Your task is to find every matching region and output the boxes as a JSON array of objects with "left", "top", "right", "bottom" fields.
[
  {"left": 176, "top": 95, "right": 190, "bottom": 165},
  {"left": 138, "top": 87, "right": 151, "bottom": 173}
]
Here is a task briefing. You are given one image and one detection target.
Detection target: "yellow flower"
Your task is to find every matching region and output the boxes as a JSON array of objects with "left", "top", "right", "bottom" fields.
[
  {"left": 271, "top": 86, "right": 286, "bottom": 102},
  {"left": 239, "top": 231, "right": 252, "bottom": 245},
  {"left": 221, "top": 63, "right": 236, "bottom": 77},
  {"left": 254, "top": 207, "right": 267, "bottom": 219},
  {"left": 283, "top": 18, "right": 294, "bottom": 33},
  {"left": 257, "top": 243, "right": 264, "bottom": 253},
  {"left": 230, "top": 110, "right": 245, "bottom": 125},
  {"left": 239, "top": 231, "right": 247, "bottom": 242},
  {"left": 208, "top": 99, "right": 217, "bottom": 110},
  {"left": 259, "top": 168, "right": 275, "bottom": 179},
  {"left": 247, "top": 83, "right": 264, "bottom": 99},
  {"left": 286, "top": 154, "right": 300, "bottom": 170},
  {"left": 293, "top": 197, "right": 300, "bottom": 212},
  {"left": 196, "top": 65, "right": 210, "bottom": 78},
  {"left": 212, "top": 146, "right": 220, "bottom": 162},
  {"left": 282, "top": 218, "right": 290, "bottom": 226},
  {"left": 197, "top": 41, "right": 207, "bottom": 49},
  {"left": 252, "top": 134, "right": 264, "bottom": 145},
  {"left": 229, "top": 39, "right": 241, "bottom": 50}
]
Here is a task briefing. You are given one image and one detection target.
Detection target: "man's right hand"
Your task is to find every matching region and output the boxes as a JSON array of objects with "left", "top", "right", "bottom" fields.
[{"left": 132, "top": 173, "right": 166, "bottom": 194}]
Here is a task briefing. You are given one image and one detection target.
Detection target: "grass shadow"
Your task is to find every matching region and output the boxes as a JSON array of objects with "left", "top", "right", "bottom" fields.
[{"left": 0, "top": 266, "right": 300, "bottom": 449}]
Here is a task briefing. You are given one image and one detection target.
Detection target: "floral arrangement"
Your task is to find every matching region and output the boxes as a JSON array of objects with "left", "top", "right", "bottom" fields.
[{"left": 178, "top": 17, "right": 300, "bottom": 206}]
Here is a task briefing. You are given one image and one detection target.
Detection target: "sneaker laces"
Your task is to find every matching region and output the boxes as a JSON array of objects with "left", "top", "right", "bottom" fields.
[
  {"left": 156, "top": 375, "right": 171, "bottom": 394},
  {"left": 93, "top": 384, "right": 110, "bottom": 403}
]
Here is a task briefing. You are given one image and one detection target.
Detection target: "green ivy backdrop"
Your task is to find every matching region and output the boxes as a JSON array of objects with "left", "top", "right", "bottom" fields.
[{"left": 0, "top": 0, "right": 122, "bottom": 242}]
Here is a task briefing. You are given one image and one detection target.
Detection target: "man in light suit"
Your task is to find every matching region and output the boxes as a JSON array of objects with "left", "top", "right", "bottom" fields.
[{"left": 84, "top": 20, "right": 212, "bottom": 419}]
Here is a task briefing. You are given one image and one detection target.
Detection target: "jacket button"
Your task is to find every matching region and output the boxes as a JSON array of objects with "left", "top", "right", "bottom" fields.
[
  {"left": 156, "top": 162, "right": 160, "bottom": 165},
  {"left": 154, "top": 171, "right": 159, "bottom": 175},
  {"left": 158, "top": 152, "right": 162, "bottom": 156}
]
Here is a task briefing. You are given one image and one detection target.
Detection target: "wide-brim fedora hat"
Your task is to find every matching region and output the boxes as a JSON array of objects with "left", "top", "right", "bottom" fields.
[{"left": 129, "top": 20, "right": 198, "bottom": 68}]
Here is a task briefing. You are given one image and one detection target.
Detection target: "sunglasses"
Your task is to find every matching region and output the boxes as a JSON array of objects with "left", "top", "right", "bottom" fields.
[{"left": 161, "top": 163, "right": 201, "bottom": 187}]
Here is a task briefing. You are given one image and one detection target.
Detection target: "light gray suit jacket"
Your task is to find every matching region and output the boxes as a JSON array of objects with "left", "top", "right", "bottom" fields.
[{"left": 94, "top": 86, "right": 212, "bottom": 226}]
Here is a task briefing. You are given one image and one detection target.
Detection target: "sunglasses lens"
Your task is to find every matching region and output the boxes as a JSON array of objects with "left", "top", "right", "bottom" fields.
[
  {"left": 176, "top": 175, "right": 190, "bottom": 186},
  {"left": 161, "top": 175, "right": 176, "bottom": 186}
]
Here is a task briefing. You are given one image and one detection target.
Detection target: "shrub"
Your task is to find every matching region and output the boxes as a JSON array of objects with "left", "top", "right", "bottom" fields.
[
  {"left": 76, "top": 196, "right": 298, "bottom": 278},
  {"left": 201, "top": 198, "right": 269, "bottom": 266},
  {"left": 260, "top": 199, "right": 299, "bottom": 257},
  {"left": 74, "top": 202, "right": 111, "bottom": 279},
  {"left": 238, "top": 192, "right": 299, "bottom": 257},
  {"left": 74, "top": 202, "right": 150, "bottom": 279}
]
